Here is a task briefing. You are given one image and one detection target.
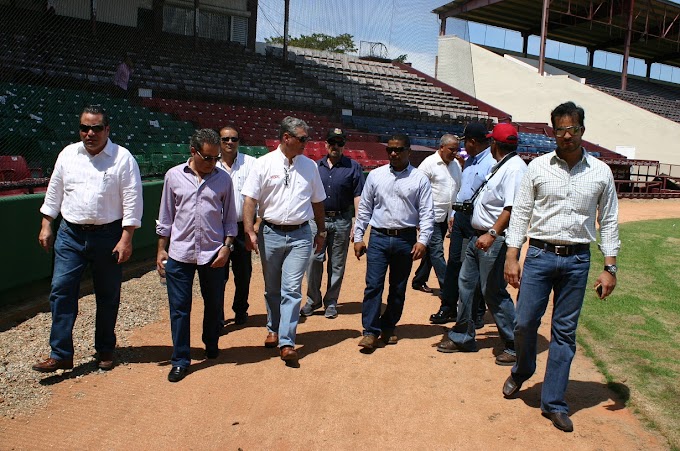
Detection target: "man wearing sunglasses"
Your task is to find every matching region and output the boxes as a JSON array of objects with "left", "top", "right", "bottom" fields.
[
  {"left": 216, "top": 126, "right": 257, "bottom": 326},
  {"left": 156, "top": 129, "right": 238, "bottom": 382},
  {"left": 410, "top": 134, "right": 462, "bottom": 297},
  {"left": 242, "top": 116, "right": 326, "bottom": 365},
  {"left": 34, "top": 105, "right": 143, "bottom": 373},
  {"left": 353, "top": 134, "right": 434, "bottom": 350},
  {"left": 502, "top": 102, "right": 619, "bottom": 432},
  {"left": 301, "top": 128, "right": 365, "bottom": 319}
]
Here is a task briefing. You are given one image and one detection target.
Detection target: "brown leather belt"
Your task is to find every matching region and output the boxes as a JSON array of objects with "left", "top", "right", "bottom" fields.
[
  {"left": 263, "top": 220, "right": 307, "bottom": 232},
  {"left": 373, "top": 227, "right": 416, "bottom": 236},
  {"left": 66, "top": 219, "right": 121, "bottom": 232},
  {"left": 529, "top": 238, "right": 590, "bottom": 256}
]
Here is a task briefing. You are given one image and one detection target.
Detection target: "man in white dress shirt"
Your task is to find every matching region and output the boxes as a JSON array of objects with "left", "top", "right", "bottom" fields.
[
  {"left": 33, "top": 105, "right": 143, "bottom": 373},
  {"left": 216, "top": 125, "right": 257, "bottom": 326},
  {"left": 410, "top": 134, "right": 462, "bottom": 296},
  {"left": 241, "top": 116, "right": 326, "bottom": 364}
]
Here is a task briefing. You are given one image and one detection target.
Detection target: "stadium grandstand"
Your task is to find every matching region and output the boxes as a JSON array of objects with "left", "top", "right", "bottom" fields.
[{"left": 1, "top": 0, "right": 680, "bottom": 303}]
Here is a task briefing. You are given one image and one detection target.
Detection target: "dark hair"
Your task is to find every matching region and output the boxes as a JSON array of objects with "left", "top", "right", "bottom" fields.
[
  {"left": 190, "top": 128, "right": 221, "bottom": 151},
  {"left": 389, "top": 133, "right": 410, "bottom": 148},
  {"left": 279, "top": 116, "right": 309, "bottom": 139},
  {"left": 496, "top": 141, "right": 518, "bottom": 154},
  {"left": 81, "top": 105, "right": 109, "bottom": 126},
  {"left": 219, "top": 125, "right": 240, "bottom": 137},
  {"left": 550, "top": 101, "right": 585, "bottom": 129}
]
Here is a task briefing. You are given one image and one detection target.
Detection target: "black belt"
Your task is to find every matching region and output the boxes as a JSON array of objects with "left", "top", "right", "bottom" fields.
[
  {"left": 66, "top": 219, "right": 121, "bottom": 232},
  {"left": 373, "top": 227, "right": 416, "bottom": 236},
  {"left": 263, "top": 220, "right": 307, "bottom": 232},
  {"left": 474, "top": 229, "right": 504, "bottom": 237},
  {"left": 325, "top": 210, "right": 348, "bottom": 217},
  {"left": 529, "top": 238, "right": 590, "bottom": 256}
]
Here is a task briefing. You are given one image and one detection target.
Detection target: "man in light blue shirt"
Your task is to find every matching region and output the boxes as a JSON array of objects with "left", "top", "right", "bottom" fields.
[{"left": 354, "top": 134, "right": 434, "bottom": 350}]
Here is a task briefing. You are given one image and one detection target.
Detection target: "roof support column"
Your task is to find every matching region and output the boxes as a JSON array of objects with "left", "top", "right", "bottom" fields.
[
  {"left": 193, "top": 0, "right": 199, "bottom": 50},
  {"left": 645, "top": 59, "right": 652, "bottom": 81},
  {"left": 538, "top": 0, "right": 549, "bottom": 75},
  {"left": 621, "top": 0, "right": 635, "bottom": 91},
  {"left": 587, "top": 47, "right": 595, "bottom": 69},
  {"left": 522, "top": 31, "right": 529, "bottom": 57},
  {"left": 283, "top": 0, "right": 290, "bottom": 63}
]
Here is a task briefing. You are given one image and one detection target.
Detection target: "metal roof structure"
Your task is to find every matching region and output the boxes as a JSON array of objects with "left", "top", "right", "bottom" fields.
[{"left": 433, "top": 0, "right": 680, "bottom": 86}]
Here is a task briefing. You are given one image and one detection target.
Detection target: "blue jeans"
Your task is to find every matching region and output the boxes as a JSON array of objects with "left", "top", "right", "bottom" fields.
[
  {"left": 412, "top": 220, "right": 448, "bottom": 289},
  {"left": 258, "top": 222, "right": 312, "bottom": 347},
  {"left": 49, "top": 219, "right": 123, "bottom": 360},
  {"left": 165, "top": 257, "right": 224, "bottom": 368},
  {"left": 362, "top": 228, "right": 416, "bottom": 336},
  {"left": 305, "top": 213, "right": 352, "bottom": 309},
  {"left": 447, "top": 236, "right": 516, "bottom": 352},
  {"left": 511, "top": 245, "right": 591, "bottom": 414},
  {"left": 220, "top": 222, "right": 252, "bottom": 322}
]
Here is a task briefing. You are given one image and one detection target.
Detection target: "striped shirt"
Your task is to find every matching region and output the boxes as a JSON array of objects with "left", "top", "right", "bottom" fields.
[
  {"left": 40, "top": 139, "right": 143, "bottom": 227},
  {"left": 506, "top": 150, "right": 620, "bottom": 257},
  {"left": 217, "top": 151, "right": 257, "bottom": 222},
  {"left": 354, "top": 164, "right": 434, "bottom": 246},
  {"left": 156, "top": 163, "right": 238, "bottom": 265}
]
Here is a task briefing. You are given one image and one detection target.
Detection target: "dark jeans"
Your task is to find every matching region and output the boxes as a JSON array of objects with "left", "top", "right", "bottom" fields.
[
  {"left": 412, "top": 220, "right": 448, "bottom": 289},
  {"left": 219, "top": 222, "right": 252, "bottom": 322},
  {"left": 49, "top": 219, "right": 123, "bottom": 360},
  {"left": 166, "top": 257, "right": 224, "bottom": 369},
  {"left": 361, "top": 228, "right": 416, "bottom": 336}
]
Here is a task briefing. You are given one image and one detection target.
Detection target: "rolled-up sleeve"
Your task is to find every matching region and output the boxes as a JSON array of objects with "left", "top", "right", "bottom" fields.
[
  {"left": 40, "top": 155, "right": 64, "bottom": 219},
  {"left": 121, "top": 155, "right": 143, "bottom": 228}
]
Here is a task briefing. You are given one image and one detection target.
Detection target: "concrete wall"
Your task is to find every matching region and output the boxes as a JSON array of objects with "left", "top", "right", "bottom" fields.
[{"left": 437, "top": 35, "right": 680, "bottom": 166}]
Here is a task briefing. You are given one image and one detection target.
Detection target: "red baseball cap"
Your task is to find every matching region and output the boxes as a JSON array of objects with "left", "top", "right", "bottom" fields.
[{"left": 486, "top": 123, "right": 518, "bottom": 144}]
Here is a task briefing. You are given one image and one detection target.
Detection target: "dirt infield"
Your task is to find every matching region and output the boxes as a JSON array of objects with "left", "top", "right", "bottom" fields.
[{"left": 1, "top": 198, "right": 679, "bottom": 450}]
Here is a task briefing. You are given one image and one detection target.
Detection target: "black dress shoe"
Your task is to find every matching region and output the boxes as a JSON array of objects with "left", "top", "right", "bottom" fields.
[
  {"left": 430, "top": 309, "right": 457, "bottom": 324},
  {"left": 412, "top": 283, "right": 433, "bottom": 293},
  {"left": 168, "top": 366, "right": 188, "bottom": 383},
  {"left": 542, "top": 411, "right": 574, "bottom": 432},
  {"left": 205, "top": 349, "right": 219, "bottom": 359},
  {"left": 502, "top": 375, "right": 522, "bottom": 397},
  {"left": 234, "top": 312, "right": 248, "bottom": 325}
]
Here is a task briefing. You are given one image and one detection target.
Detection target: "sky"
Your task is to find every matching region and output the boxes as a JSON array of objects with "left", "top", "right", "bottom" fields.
[{"left": 256, "top": 0, "right": 680, "bottom": 84}]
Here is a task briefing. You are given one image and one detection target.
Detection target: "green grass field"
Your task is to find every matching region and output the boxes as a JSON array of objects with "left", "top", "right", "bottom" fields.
[{"left": 579, "top": 218, "right": 680, "bottom": 450}]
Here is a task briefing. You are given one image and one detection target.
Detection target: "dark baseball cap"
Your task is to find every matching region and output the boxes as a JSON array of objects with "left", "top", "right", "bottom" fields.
[
  {"left": 461, "top": 122, "right": 488, "bottom": 141},
  {"left": 327, "top": 128, "right": 346, "bottom": 141}
]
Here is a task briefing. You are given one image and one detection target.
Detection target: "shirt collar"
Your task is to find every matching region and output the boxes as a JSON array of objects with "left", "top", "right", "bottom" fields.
[
  {"left": 320, "top": 154, "right": 349, "bottom": 168},
  {"left": 550, "top": 148, "right": 590, "bottom": 168},
  {"left": 78, "top": 139, "right": 113, "bottom": 157}
]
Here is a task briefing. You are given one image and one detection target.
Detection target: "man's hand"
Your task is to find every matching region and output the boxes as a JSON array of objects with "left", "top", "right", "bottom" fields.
[
  {"left": 504, "top": 259, "right": 521, "bottom": 288},
  {"left": 314, "top": 233, "right": 325, "bottom": 253},
  {"left": 211, "top": 246, "right": 231, "bottom": 268},
  {"left": 411, "top": 242, "right": 426, "bottom": 261},
  {"left": 448, "top": 216, "right": 454, "bottom": 234},
  {"left": 38, "top": 217, "right": 54, "bottom": 252},
  {"left": 475, "top": 234, "right": 495, "bottom": 252},
  {"left": 245, "top": 231, "right": 259, "bottom": 254},
  {"left": 594, "top": 271, "right": 616, "bottom": 299},
  {"left": 156, "top": 249, "right": 169, "bottom": 277},
  {"left": 354, "top": 241, "right": 367, "bottom": 260},
  {"left": 112, "top": 228, "right": 134, "bottom": 264}
]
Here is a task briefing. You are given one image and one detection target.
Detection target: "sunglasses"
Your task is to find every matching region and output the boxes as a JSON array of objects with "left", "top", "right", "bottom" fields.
[
  {"left": 386, "top": 146, "right": 408, "bottom": 154},
  {"left": 221, "top": 137, "right": 240, "bottom": 143},
  {"left": 554, "top": 126, "right": 583, "bottom": 137},
  {"left": 79, "top": 124, "right": 106, "bottom": 133},
  {"left": 194, "top": 148, "right": 222, "bottom": 162},
  {"left": 327, "top": 140, "right": 345, "bottom": 147},
  {"left": 290, "top": 134, "right": 310, "bottom": 143}
]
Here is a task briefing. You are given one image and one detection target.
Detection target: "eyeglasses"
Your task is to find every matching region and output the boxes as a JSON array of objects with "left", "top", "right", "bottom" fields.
[
  {"left": 79, "top": 124, "right": 105, "bottom": 133},
  {"left": 221, "top": 137, "right": 239, "bottom": 143},
  {"left": 554, "top": 126, "right": 583, "bottom": 137},
  {"left": 386, "top": 146, "right": 408, "bottom": 154},
  {"left": 444, "top": 146, "right": 459, "bottom": 152},
  {"left": 194, "top": 148, "right": 222, "bottom": 162},
  {"left": 327, "top": 140, "right": 345, "bottom": 147},
  {"left": 284, "top": 166, "right": 290, "bottom": 187},
  {"left": 290, "top": 134, "right": 309, "bottom": 143}
]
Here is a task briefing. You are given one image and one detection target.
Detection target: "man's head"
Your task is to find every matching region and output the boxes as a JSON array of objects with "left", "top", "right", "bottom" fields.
[
  {"left": 189, "top": 128, "right": 221, "bottom": 177},
  {"left": 438, "top": 134, "right": 460, "bottom": 165},
  {"left": 386, "top": 134, "right": 411, "bottom": 172},
  {"left": 279, "top": 116, "right": 309, "bottom": 157},
  {"left": 79, "top": 105, "right": 110, "bottom": 155},
  {"left": 326, "top": 127, "right": 346, "bottom": 161},
  {"left": 461, "top": 122, "right": 490, "bottom": 157},
  {"left": 551, "top": 102, "right": 585, "bottom": 155},
  {"left": 487, "top": 123, "right": 518, "bottom": 161},
  {"left": 219, "top": 126, "right": 240, "bottom": 161}
]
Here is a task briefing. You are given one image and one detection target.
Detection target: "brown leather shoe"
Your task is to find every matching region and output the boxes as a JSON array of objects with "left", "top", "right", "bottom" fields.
[
  {"left": 502, "top": 375, "right": 522, "bottom": 397},
  {"left": 280, "top": 346, "right": 298, "bottom": 361},
  {"left": 436, "top": 338, "right": 462, "bottom": 353},
  {"left": 358, "top": 334, "right": 379, "bottom": 349},
  {"left": 264, "top": 332, "right": 279, "bottom": 348},
  {"left": 542, "top": 411, "right": 574, "bottom": 432},
  {"left": 97, "top": 351, "right": 115, "bottom": 371},
  {"left": 495, "top": 351, "right": 516, "bottom": 366},
  {"left": 32, "top": 357, "right": 74, "bottom": 373},
  {"left": 380, "top": 332, "right": 398, "bottom": 345}
]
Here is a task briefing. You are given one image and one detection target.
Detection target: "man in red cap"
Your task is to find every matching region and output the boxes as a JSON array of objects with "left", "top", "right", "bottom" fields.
[{"left": 437, "top": 123, "right": 526, "bottom": 365}]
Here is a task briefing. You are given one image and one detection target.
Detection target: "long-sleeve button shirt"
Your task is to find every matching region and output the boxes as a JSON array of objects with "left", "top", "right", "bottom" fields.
[
  {"left": 156, "top": 163, "right": 238, "bottom": 265},
  {"left": 354, "top": 164, "right": 434, "bottom": 246},
  {"left": 317, "top": 155, "right": 365, "bottom": 212},
  {"left": 471, "top": 154, "right": 527, "bottom": 230},
  {"left": 217, "top": 151, "right": 257, "bottom": 222},
  {"left": 417, "top": 151, "right": 462, "bottom": 222},
  {"left": 506, "top": 150, "right": 620, "bottom": 257},
  {"left": 241, "top": 147, "right": 326, "bottom": 225},
  {"left": 40, "top": 139, "right": 143, "bottom": 227},
  {"left": 456, "top": 147, "right": 495, "bottom": 203}
]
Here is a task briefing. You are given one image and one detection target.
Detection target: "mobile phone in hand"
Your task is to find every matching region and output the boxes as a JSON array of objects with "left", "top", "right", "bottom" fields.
[
  {"left": 595, "top": 284, "right": 603, "bottom": 298},
  {"left": 111, "top": 251, "right": 119, "bottom": 264}
]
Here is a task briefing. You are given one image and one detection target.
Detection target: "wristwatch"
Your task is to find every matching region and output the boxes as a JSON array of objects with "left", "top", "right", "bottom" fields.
[
  {"left": 604, "top": 264, "right": 618, "bottom": 277},
  {"left": 487, "top": 228, "right": 498, "bottom": 238},
  {"left": 318, "top": 231, "right": 328, "bottom": 238},
  {"left": 223, "top": 242, "right": 235, "bottom": 252}
]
